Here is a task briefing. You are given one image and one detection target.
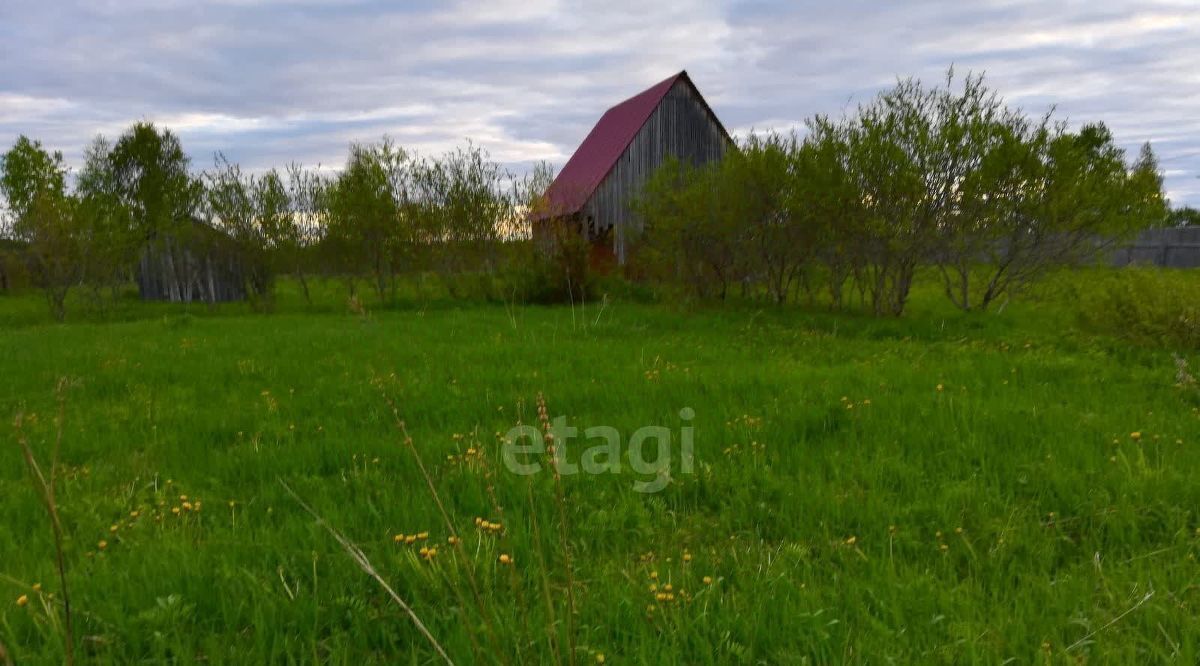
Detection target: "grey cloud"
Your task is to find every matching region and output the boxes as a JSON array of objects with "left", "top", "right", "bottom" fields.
[{"left": 1, "top": 0, "right": 1196, "bottom": 203}]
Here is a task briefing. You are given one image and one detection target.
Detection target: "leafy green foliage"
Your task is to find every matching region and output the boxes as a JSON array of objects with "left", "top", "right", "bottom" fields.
[
  {"left": 510, "top": 225, "right": 594, "bottom": 304},
  {"left": 321, "top": 139, "right": 410, "bottom": 301},
  {"left": 203, "top": 156, "right": 291, "bottom": 309},
  {"left": 0, "top": 136, "right": 67, "bottom": 222},
  {"left": 1169, "top": 206, "right": 1200, "bottom": 227},
  {"left": 103, "top": 123, "right": 203, "bottom": 242},
  {"left": 0, "top": 137, "right": 81, "bottom": 319},
  {"left": 1079, "top": 268, "right": 1200, "bottom": 349},
  {"left": 638, "top": 70, "right": 1170, "bottom": 315}
]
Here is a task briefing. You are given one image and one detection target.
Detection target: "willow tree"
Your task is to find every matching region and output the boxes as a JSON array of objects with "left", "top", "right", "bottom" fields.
[
  {"left": 0, "top": 136, "right": 81, "bottom": 319},
  {"left": 323, "top": 138, "right": 411, "bottom": 302}
]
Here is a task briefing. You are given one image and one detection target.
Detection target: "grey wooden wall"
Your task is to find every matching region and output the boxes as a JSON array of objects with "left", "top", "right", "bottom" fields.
[
  {"left": 137, "top": 233, "right": 247, "bottom": 303},
  {"left": 1112, "top": 227, "right": 1200, "bottom": 268},
  {"left": 581, "top": 79, "right": 730, "bottom": 263}
]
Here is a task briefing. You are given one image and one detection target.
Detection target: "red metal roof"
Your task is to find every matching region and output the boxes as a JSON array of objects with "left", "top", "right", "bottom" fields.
[{"left": 542, "top": 71, "right": 686, "bottom": 217}]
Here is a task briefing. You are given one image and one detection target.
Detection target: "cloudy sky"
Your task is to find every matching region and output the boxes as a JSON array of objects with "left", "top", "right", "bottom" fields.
[{"left": 2, "top": 0, "right": 1198, "bottom": 205}]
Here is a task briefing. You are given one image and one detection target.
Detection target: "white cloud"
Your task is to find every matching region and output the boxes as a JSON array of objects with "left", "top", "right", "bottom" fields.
[{"left": 0, "top": 94, "right": 76, "bottom": 123}]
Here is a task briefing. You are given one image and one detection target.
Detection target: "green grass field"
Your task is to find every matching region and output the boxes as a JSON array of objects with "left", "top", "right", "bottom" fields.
[{"left": 1, "top": 270, "right": 1198, "bottom": 663}]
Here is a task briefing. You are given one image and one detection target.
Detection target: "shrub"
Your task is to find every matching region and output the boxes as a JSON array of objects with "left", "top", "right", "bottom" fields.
[
  {"left": 1079, "top": 268, "right": 1200, "bottom": 348},
  {"left": 508, "top": 230, "right": 594, "bottom": 305}
]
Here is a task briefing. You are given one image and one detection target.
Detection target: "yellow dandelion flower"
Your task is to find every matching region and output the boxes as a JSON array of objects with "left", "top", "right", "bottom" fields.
[
  {"left": 98, "top": 540, "right": 108, "bottom": 550},
  {"left": 417, "top": 531, "right": 429, "bottom": 540},
  {"left": 182, "top": 502, "right": 193, "bottom": 511},
  {"left": 1130, "top": 431, "right": 1142, "bottom": 441},
  {"left": 682, "top": 552, "right": 692, "bottom": 563},
  {"left": 16, "top": 595, "right": 28, "bottom": 607},
  {"left": 394, "top": 534, "right": 405, "bottom": 543},
  {"left": 702, "top": 576, "right": 713, "bottom": 585},
  {"left": 180, "top": 495, "right": 188, "bottom": 501},
  {"left": 31, "top": 583, "right": 41, "bottom": 592},
  {"left": 649, "top": 583, "right": 658, "bottom": 592},
  {"left": 448, "top": 536, "right": 460, "bottom": 545},
  {"left": 845, "top": 536, "right": 857, "bottom": 546},
  {"left": 130, "top": 511, "right": 140, "bottom": 518},
  {"left": 595, "top": 653, "right": 605, "bottom": 664},
  {"left": 110, "top": 525, "right": 119, "bottom": 533},
  {"left": 649, "top": 570, "right": 658, "bottom": 580},
  {"left": 499, "top": 553, "right": 513, "bottom": 565},
  {"left": 663, "top": 583, "right": 673, "bottom": 592},
  {"left": 172, "top": 507, "right": 181, "bottom": 515},
  {"left": 936, "top": 384, "right": 944, "bottom": 392}
]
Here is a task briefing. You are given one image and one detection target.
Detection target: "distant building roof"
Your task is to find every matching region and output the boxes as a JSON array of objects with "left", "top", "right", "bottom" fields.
[{"left": 542, "top": 71, "right": 728, "bottom": 217}]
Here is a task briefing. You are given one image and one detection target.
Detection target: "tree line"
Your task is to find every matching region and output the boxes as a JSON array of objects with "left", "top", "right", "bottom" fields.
[
  {"left": 0, "top": 69, "right": 1177, "bottom": 321},
  {"left": 0, "top": 124, "right": 555, "bottom": 319},
  {"left": 635, "top": 71, "right": 1169, "bottom": 314}
]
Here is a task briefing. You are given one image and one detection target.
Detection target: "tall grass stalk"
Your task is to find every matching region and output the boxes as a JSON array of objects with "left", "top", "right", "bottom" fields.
[
  {"left": 379, "top": 386, "right": 506, "bottom": 664},
  {"left": 538, "top": 393, "right": 578, "bottom": 666},
  {"left": 12, "top": 378, "right": 75, "bottom": 666},
  {"left": 279, "top": 479, "right": 454, "bottom": 665}
]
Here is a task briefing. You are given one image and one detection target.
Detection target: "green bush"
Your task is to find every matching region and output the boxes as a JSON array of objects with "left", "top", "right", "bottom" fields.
[
  {"left": 507, "top": 230, "right": 595, "bottom": 305},
  {"left": 0, "top": 240, "right": 31, "bottom": 291},
  {"left": 1080, "top": 268, "right": 1200, "bottom": 348}
]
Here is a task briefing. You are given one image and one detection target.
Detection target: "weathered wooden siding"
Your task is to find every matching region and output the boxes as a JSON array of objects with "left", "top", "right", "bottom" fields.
[
  {"left": 581, "top": 78, "right": 730, "bottom": 263},
  {"left": 136, "top": 229, "right": 247, "bottom": 303}
]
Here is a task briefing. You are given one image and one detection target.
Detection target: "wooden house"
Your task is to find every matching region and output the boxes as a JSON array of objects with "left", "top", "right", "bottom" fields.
[{"left": 538, "top": 70, "right": 734, "bottom": 265}]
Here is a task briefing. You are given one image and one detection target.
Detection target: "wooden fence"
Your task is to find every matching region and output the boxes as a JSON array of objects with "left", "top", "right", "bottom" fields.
[{"left": 1112, "top": 227, "right": 1200, "bottom": 268}]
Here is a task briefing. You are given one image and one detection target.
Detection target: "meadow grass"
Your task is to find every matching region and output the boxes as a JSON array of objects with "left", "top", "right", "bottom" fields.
[{"left": 1, "top": 269, "right": 1198, "bottom": 663}]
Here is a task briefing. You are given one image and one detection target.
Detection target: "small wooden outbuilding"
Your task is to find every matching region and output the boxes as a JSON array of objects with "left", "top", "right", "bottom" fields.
[
  {"left": 136, "top": 220, "right": 247, "bottom": 303},
  {"left": 538, "top": 70, "right": 733, "bottom": 265}
]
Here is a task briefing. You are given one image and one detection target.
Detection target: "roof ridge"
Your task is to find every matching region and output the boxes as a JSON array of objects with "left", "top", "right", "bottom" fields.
[
  {"left": 541, "top": 72, "right": 690, "bottom": 218},
  {"left": 603, "top": 70, "right": 686, "bottom": 111}
]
